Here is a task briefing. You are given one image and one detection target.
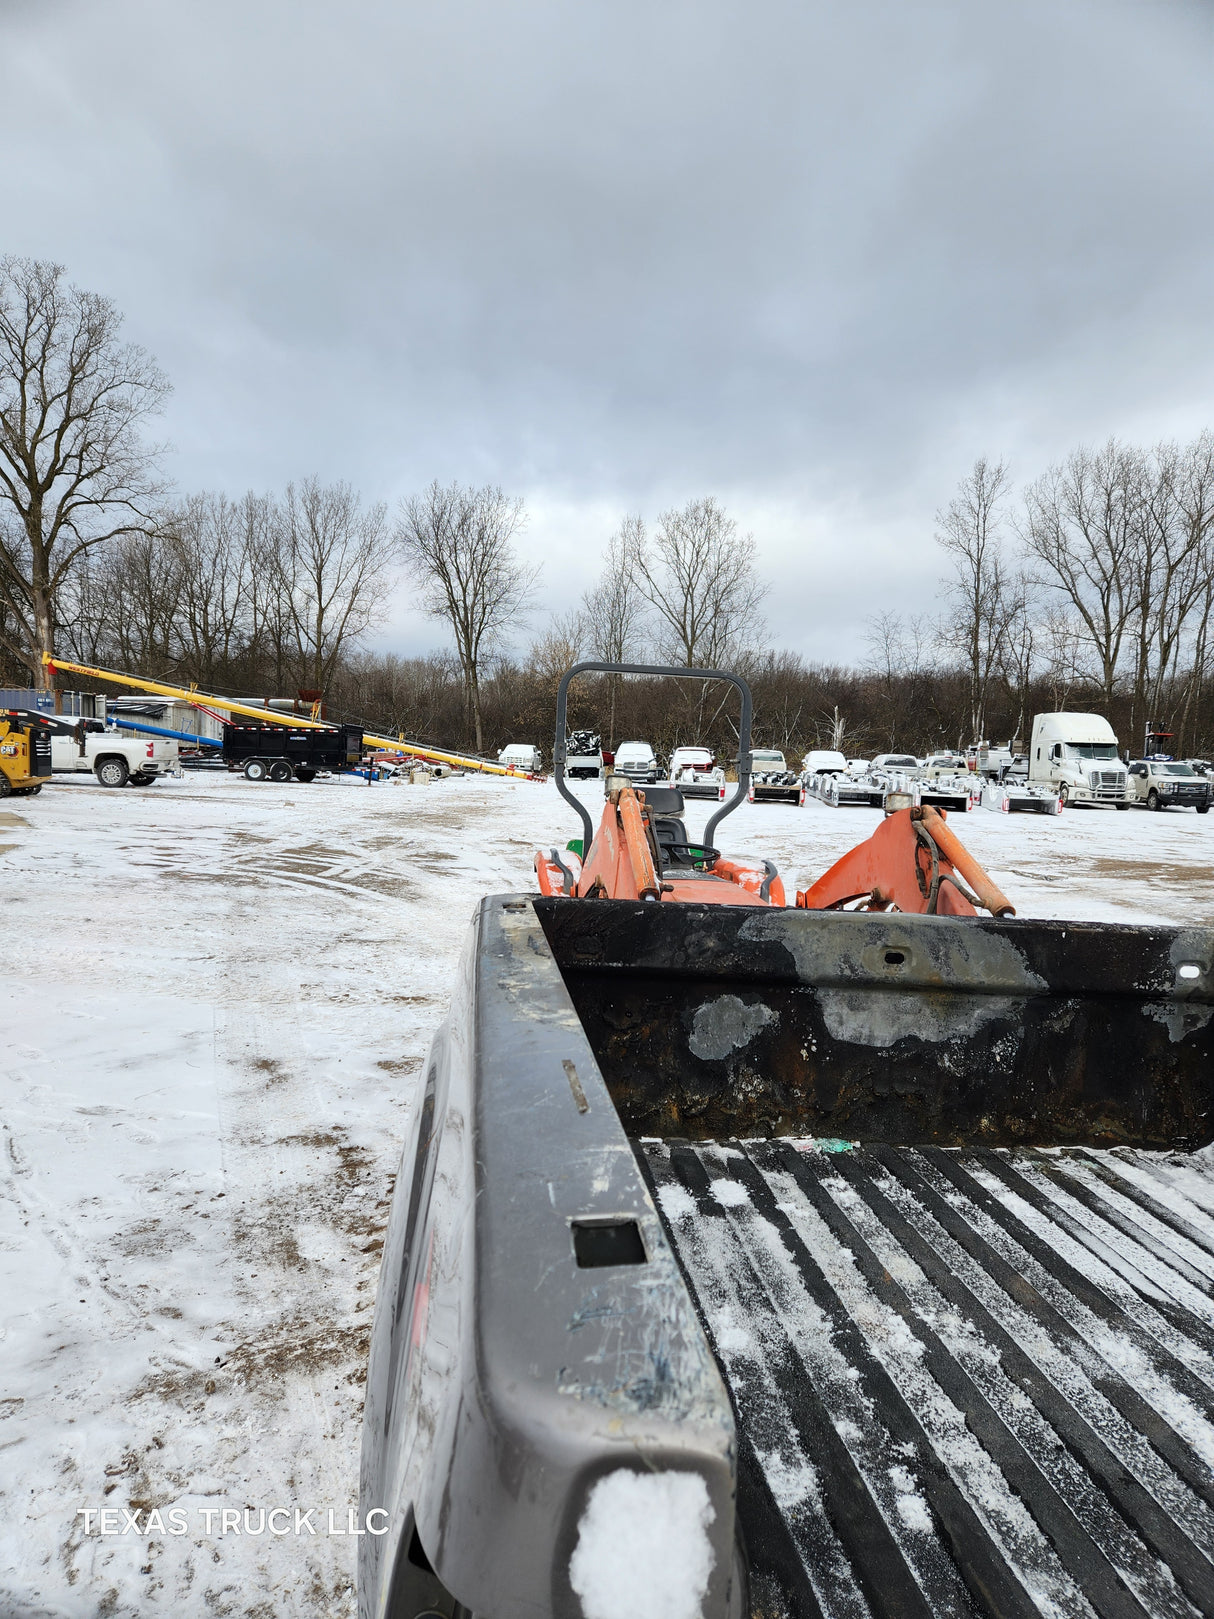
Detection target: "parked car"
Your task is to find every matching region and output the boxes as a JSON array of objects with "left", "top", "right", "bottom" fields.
[
  {"left": 612, "top": 740, "right": 659, "bottom": 784},
  {"left": 871, "top": 753, "right": 919, "bottom": 772},
  {"left": 498, "top": 743, "right": 543, "bottom": 774},
  {"left": 800, "top": 748, "right": 848, "bottom": 780},
  {"left": 669, "top": 745, "right": 726, "bottom": 800},
  {"left": 1127, "top": 758, "right": 1212, "bottom": 812}
]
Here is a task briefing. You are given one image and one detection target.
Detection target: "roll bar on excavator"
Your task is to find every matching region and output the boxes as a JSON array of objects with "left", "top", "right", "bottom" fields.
[{"left": 553, "top": 661, "right": 754, "bottom": 850}]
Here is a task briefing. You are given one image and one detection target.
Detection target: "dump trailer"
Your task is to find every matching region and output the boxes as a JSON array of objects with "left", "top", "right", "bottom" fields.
[
  {"left": 0, "top": 709, "right": 52, "bottom": 795},
  {"left": 221, "top": 721, "right": 363, "bottom": 781},
  {"left": 360, "top": 662, "right": 1214, "bottom": 1619}
]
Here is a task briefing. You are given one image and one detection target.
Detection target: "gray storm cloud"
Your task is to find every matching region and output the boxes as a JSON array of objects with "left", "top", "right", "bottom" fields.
[{"left": 1, "top": 0, "right": 1212, "bottom": 657}]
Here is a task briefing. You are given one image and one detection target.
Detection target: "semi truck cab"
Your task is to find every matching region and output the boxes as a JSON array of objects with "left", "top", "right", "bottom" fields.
[{"left": 1027, "top": 713, "right": 1129, "bottom": 807}]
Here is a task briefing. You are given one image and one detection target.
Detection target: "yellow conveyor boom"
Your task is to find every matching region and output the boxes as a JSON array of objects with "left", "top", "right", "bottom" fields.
[{"left": 42, "top": 655, "right": 528, "bottom": 777}]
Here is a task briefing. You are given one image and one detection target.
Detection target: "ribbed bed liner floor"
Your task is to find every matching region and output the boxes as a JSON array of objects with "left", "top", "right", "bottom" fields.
[{"left": 638, "top": 1140, "right": 1214, "bottom": 1619}]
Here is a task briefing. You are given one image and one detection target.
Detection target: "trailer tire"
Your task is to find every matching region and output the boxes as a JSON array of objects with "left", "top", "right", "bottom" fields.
[
  {"left": 270, "top": 760, "right": 293, "bottom": 782},
  {"left": 95, "top": 756, "right": 129, "bottom": 788},
  {"left": 294, "top": 767, "right": 317, "bottom": 783},
  {"left": 1148, "top": 789, "right": 1160, "bottom": 811},
  {"left": 1198, "top": 804, "right": 1209, "bottom": 814},
  {"left": 244, "top": 759, "right": 270, "bottom": 782},
  {"left": 128, "top": 772, "right": 152, "bottom": 786}
]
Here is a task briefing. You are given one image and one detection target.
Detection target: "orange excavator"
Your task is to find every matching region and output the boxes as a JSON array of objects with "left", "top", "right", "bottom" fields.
[{"left": 536, "top": 662, "right": 1015, "bottom": 917}]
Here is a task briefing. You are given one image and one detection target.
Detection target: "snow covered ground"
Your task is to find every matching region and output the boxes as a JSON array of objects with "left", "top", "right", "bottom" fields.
[{"left": 2, "top": 770, "right": 1212, "bottom": 1617}]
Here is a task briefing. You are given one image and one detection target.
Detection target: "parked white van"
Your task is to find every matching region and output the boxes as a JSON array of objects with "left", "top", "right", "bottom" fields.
[{"left": 1027, "top": 714, "right": 1129, "bottom": 808}]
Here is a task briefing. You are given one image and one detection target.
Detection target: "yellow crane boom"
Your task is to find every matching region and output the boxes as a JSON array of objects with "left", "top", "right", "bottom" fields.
[{"left": 42, "top": 655, "right": 530, "bottom": 777}]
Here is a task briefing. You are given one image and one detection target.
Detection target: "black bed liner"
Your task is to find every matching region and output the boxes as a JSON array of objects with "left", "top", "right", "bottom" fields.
[{"left": 641, "top": 1138, "right": 1214, "bottom": 1619}]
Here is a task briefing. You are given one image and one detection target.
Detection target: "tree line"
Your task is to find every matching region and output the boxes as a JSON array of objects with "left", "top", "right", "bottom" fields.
[{"left": 3, "top": 255, "right": 1214, "bottom": 764}]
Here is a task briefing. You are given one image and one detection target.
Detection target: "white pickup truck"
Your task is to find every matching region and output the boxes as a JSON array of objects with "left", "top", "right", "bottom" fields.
[
  {"left": 50, "top": 721, "right": 180, "bottom": 787},
  {"left": 1127, "top": 757, "right": 1212, "bottom": 813}
]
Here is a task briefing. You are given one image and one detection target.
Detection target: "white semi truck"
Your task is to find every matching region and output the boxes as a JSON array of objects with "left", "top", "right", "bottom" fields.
[{"left": 1027, "top": 713, "right": 1129, "bottom": 808}]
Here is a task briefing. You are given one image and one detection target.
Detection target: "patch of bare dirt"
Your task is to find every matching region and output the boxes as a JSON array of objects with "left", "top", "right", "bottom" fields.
[{"left": 1088, "top": 855, "right": 1208, "bottom": 885}]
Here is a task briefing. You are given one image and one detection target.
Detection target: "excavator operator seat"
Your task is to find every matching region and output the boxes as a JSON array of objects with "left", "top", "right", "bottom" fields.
[{"left": 641, "top": 786, "right": 698, "bottom": 870}]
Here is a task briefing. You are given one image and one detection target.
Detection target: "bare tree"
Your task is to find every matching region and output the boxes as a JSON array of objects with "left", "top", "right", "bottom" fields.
[
  {"left": 396, "top": 482, "right": 536, "bottom": 751},
  {"left": 1022, "top": 441, "right": 1144, "bottom": 709},
  {"left": 167, "top": 492, "right": 260, "bottom": 687},
  {"left": 936, "top": 457, "right": 1014, "bottom": 742},
  {"left": 624, "top": 497, "right": 765, "bottom": 668},
  {"left": 992, "top": 570, "right": 1039, "bottom": 744},
  {"left": 273, "top": 479, "right": 393, "bottom": 695},
  {"left": 0, "top": 257, "right": 169, "bottom": 687},
  {"left": 582, "top": 518, "right": 646, "bottom": 745},
  {"left": 864, "top": 611, "right": 935, "bottom": 748}
]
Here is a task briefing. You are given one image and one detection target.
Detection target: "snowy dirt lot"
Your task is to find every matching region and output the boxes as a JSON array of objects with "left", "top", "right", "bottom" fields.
[{"left": 2, "top": 771, "right": 1213, "bottom": 1617}]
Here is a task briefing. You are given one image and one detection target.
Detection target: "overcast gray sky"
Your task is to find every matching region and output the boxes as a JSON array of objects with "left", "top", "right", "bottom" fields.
[{"left": 3, "top": 0, "right": 1212, "bottom": 664}]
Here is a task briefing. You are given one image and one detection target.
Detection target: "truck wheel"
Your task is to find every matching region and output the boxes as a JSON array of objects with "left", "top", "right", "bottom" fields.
[
  {"left": 95, "top": 756, "right": 129, "bottom": 789},
  {"left": 269, "top": 760, "right": 293, "bottom": 782},
  {"left": 244, "top": 759, "right": 270, "bottom": 782},
  {"left": 1198, "top": 804, "right": 1209, "bottom": 814},
  {"left": 1148, "top": 789, "right": 1160, "bottom": 811},
  {"left": 294, "top": 767, "right": 317, "bottom": 783},
  {"left": 1058, "top": 784, "right": 1069, "bottom": 806}
]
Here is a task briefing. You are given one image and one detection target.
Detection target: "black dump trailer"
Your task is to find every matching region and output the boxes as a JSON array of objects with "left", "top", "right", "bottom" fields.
[
  {"left": 221, "top": 721, "right": 363, "bottom": 782},
  {"left": 361, "top": 895, "right": 1214, "bottom": 1619}
]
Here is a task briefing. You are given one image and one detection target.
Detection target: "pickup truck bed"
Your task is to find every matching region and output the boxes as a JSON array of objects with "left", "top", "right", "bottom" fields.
[
  {"left": 361, "top": 895, "right": 1214, "bottom": 1619},
  {"left": 641, "top": 1137, "right": 1214, "bottom": 1619}
]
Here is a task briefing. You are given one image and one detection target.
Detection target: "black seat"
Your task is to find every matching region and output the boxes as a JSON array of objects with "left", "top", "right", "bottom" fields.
[{"left": 642, "top": 786, "right": 685, "bottom": 815}]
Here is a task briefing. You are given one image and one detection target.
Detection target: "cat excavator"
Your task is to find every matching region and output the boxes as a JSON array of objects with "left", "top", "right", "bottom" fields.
[{"left": 0, "top": 709, "right": 53, "bottom": 796}]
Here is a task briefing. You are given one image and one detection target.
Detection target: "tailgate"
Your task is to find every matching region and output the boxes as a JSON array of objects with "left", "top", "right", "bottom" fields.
[{"left": 642, "top": 1137, "right": 1214, "bottom": 1619}]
